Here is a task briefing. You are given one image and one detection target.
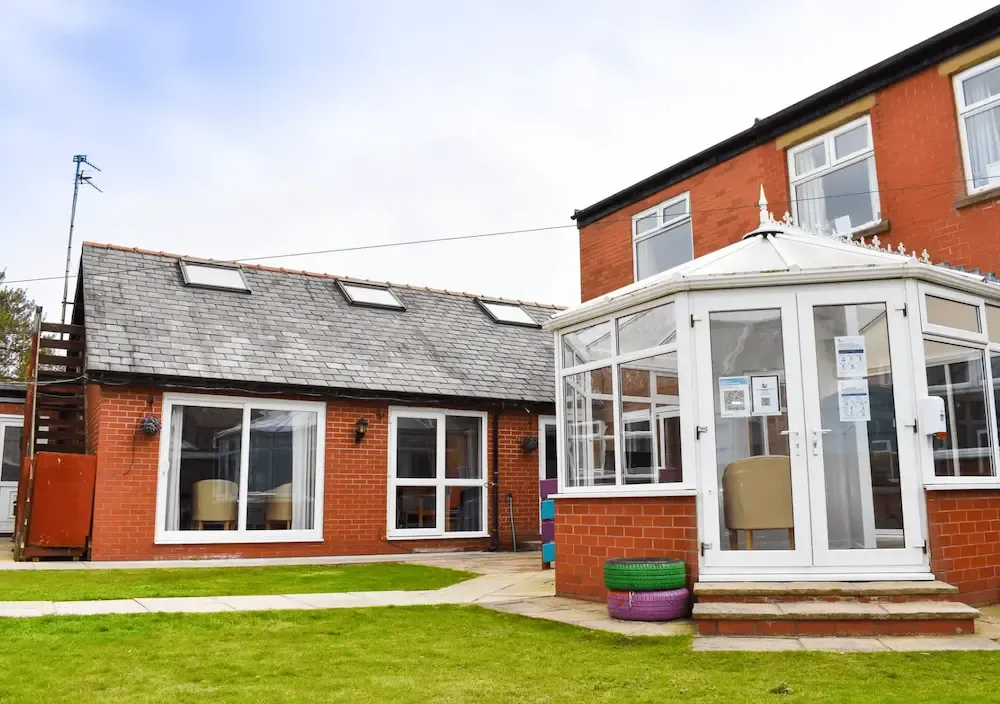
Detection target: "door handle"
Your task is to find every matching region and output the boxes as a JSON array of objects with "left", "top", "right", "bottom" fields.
[
  {"left": 779, "top": 430, "right": 801, "bottom": 456},
  {"left": 811, "top": 428, "right": 831, "bottom": 456}
]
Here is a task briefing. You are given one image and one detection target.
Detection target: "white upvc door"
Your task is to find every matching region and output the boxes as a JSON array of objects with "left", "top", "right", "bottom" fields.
[
  {"left": 796, "top": 283, "right": 926, "bottom": 570},
  {"left": 693, "top": 290, "right": 814, "bottom": 570},
  {"left": 0, "top": 416, "right": 23, "bottom": 534}
]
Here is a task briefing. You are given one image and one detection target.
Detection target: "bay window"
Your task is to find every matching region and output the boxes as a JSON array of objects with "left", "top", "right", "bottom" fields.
[
  {"left": 954, "top": 55, "right": 1000, "bottom": 194},
  {"left": 156, "top": 394, "right": 325, "bottom": 543},
  {"left": 388, "top": 408, "right": 487, "bottom": 538},
  {"left": 788, "top": 116, "right": 880, "bottom": 235}
]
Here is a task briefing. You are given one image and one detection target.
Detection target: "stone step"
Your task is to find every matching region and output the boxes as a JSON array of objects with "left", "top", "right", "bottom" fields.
[
  {"left": 694, "top": 580, "right": 958, "bottom": 603},
  {"left": 693, "top": 600, "right": 980, "bottom": 637}
]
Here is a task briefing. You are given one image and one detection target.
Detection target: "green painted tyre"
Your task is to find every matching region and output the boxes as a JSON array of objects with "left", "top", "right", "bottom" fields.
[{"left": 603, "top": 558, "right": 686, "bottom": 591}]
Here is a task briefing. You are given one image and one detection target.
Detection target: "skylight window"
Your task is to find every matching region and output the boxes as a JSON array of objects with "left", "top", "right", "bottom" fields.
[
  {"left": 338, "top": 281, "right": 405, "bottom": 309},
  {"left": 179, "top": 261, "right": 249, "bottom": 291},
  {"left": 478, "top": 300, "right": 539, "bottom": 327}
]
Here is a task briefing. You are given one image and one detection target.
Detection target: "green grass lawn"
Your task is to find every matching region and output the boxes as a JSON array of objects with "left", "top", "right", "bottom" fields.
[
  {"left": 0, "top": 563, "right": 473, "bottom": 601},
  {"left": 0, "top": 606, "right": 996, "bottom": 703}
]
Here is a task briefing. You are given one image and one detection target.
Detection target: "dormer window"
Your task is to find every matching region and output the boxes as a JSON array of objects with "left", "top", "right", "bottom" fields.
[
  {"left": 179, "top": 261, "right": 249, "bottom": 291},
  {"left": 477, "top": 300, "right": 539, "bottom": 327},
  {"left": 338, "top": 281, "right": 404, "bottom": 310}
]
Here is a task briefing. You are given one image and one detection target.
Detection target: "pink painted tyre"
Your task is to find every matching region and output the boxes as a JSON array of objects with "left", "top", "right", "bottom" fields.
[{"left": 606, "top": 588, "right": 689, "bottom": 621}]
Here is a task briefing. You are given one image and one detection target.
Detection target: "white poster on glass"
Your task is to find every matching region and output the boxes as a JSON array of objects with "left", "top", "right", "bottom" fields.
[
  {"left": 719, "top": 376, "right": 751, "bottom": 418},
  {"left": 835, "top": 335, "right": 867, "bottom": 378},
  {"left": 751, "top": 375, "right": 781, "bottom": 416},
  {"left": 838, "top": 379, "right": 871, "bottom": 422}
]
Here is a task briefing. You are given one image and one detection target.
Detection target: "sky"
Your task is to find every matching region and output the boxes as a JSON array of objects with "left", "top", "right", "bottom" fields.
[{"left": 1, "top": 0, "right": 997, "bottom": 319}]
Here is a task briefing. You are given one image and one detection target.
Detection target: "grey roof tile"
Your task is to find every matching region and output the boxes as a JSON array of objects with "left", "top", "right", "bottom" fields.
[{"left": 80, "top": 244, "right": 558, "bottom": 403}]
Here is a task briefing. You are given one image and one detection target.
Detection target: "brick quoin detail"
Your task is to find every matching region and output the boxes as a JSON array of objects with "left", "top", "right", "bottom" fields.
[
  {"left": 88, "top": 386, "right": 544, "bottom": 561},
  {"left": 579, "top": 64, "right": 1000, "bottom": 303},
  {"left": 927, "top": 490, "right": 1000, "bottom": 606},
  {"left": 554, "top": 496, "right": 697, "bottom": 602}
]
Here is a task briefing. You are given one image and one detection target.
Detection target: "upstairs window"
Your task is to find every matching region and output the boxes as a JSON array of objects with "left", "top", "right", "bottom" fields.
[
  {"left": 179, "top": 261, "right": 249, "bottom": 291},
  {"left": 788, "top": 115, "right": 880, "bottom": 235},
  {"left": 337, "top": 281, "right": 404, "bottom": 310},
  {"left": 631, "top": 192, "right": 693, "bottom": 282},
  {"left": 954, "top": 55, "right": 1000, "bottom": 194},
  {"left": 477, "top": 300, "right": 539, "bottom": 327}
]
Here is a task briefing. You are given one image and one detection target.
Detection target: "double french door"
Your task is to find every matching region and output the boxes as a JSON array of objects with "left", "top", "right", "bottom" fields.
[{"left": 694, "top": 283, "right": 927, "bottom": 578}]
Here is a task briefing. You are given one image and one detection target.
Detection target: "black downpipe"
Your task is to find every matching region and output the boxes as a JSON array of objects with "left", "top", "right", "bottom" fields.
[{"left": 490, "top": 409, "right": 501, "bottom": 551}]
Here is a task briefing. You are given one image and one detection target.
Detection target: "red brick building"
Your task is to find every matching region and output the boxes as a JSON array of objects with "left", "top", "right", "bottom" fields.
[
  {"left": 15, "top": 242, "right": 558, "bottom": 561},
  {"left": 0, "top": 383, "right": 26, "bottom": 536},
  {"left": 553, "top": 8, "right": 1000, "bottom": 608}
]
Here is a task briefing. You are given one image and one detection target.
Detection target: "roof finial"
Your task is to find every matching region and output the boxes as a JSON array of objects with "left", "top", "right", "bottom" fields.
[{"left": 758, "top": 185, "right": 768, "bottom": 225}]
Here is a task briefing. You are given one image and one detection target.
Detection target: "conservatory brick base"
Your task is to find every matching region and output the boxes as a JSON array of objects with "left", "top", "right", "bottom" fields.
[
  {"left": 553, "top": 495, "right": 697, "bottom": 601},
  {"left": 927, "top": 490, "right": 1000, "bottom": 606}
]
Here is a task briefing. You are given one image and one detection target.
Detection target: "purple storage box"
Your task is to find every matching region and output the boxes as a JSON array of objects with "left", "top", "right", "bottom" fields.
[
  {"left": 541, "top": 521, "right": 555, "bottom": 542},
  {"left": 539, "top": 479, "right": 558, "bottom": 500}
]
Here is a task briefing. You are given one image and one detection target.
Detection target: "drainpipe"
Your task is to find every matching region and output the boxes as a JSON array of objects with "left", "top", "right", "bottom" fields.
[{"left": 490, "top": 407, "right": 501, "bottom": 551}]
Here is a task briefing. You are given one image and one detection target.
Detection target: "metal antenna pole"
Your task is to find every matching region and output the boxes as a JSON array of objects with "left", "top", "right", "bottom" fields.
[{"left": 60, "top": 154, "right": 101, "bottom": 325}]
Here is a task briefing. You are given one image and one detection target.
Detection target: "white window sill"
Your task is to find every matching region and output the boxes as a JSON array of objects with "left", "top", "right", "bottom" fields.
[
  {"left": 549, "top": 489, "right": 697, "bottom": 500},
  {"left": 154, "top": 531, "right": 323, "bottom": 545},
  {"left": 924, "top": 483, "right": 1000, "bottom": 491},
  {"left": 386, "top": 531, "right": 490, "bottom": 541}
]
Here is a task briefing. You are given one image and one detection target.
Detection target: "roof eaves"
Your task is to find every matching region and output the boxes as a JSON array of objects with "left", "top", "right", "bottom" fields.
[{"left": 572, "top": 6, "right": 1000, "bottom": 228}]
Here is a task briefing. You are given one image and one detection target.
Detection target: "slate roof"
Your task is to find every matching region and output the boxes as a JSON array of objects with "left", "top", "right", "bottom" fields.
[{"left": 79, "top": 243, "right": 560, "bottom": 404}]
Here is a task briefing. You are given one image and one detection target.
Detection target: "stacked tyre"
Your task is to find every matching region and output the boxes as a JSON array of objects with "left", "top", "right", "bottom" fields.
[{"left": 604, "top": 558, "right": 689, "bottom": 622}]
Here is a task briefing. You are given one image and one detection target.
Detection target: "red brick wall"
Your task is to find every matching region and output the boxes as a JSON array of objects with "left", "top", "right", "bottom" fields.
[
  {"left": 927, "top": 490, "right": 1000, "bottom": 606},
  {"left": 89, "top": 386, "right": 546, "bottom": 561},
  {"left": 0, "top": 402, "right": 24, "bottom": 418},
  {"left": 579, "top": 63, "right": 1000, "bottom": 302},
  {"left": 554, "top": 495, "right": 697, "bottom": 601}
]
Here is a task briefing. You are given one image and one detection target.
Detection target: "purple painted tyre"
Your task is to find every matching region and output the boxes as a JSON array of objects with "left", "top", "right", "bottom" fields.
[{"left": 606, "top": 588, "right": 689, "bottom": 622}]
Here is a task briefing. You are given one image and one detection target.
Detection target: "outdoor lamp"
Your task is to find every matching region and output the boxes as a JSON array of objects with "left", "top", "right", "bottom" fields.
[{"left": 354, "top": 417, "right": 369, "bottom": 444}]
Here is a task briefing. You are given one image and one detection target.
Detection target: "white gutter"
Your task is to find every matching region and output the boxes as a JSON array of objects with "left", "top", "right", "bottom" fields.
[{"left": 545, "top": 262, "right": 999, "bottom": 332}]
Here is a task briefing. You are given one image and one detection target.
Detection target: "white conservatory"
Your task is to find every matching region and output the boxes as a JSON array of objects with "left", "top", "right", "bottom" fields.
[{"left": 546, "top": 190, "right": 1000, "bottom": 582}]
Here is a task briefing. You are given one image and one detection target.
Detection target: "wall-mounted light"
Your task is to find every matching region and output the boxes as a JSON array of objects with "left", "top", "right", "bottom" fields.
[{"left": 354, "top": 417, "right": 369, "bottom": 444}]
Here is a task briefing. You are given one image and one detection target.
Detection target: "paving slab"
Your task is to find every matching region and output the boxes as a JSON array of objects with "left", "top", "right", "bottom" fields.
[
  {"left": 576, "top": 618, "right": 695, "bottom": 637},
  {"left": 693, "top": 637, "right": 803, "bottom": 652},
  {"left": 134, "top": 597, "right": 233, "bottom": 613},
  {"left": 881, "top": 636, "right": 1000, "bottom": 651},
  {"left": 518, "top": 607, "right": 601, "bottom": 625},
  {"left": 283, "top": 592, "right": 366, "bottom": 608},
  {"left": 0, "top": 601, "right": 56, "bottom": 617},
  {"left": 53, "top": 599, "right": 147, "bottom": 616},
  {"left": 694, "top": 581, "right": 957, "bottom": 597},
  {"left": 798, "top": 637, "right": 889, "bottom": 652},
  {"left": 693, "top": 602, "right": 783, "bottom": 618},
  {"left": 778, "top": 601, "right": 885, "bottom": 618},
  {"left": 214, "top": 595, "right": 314, "bottom": 612},
  {"left": 880, "top": 601, "right": 980, "bottom": 619}
]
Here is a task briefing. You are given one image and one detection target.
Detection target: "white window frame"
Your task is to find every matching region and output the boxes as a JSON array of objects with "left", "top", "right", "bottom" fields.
[
  {"left": 913, "top": 283, "right": 1000, "bottom": 488},
  {"left": 954, "top": 55, "right": 1000, "bottom": 196},
  {"left": 555, "top": 294, "right": 697, "bottom": 497},
  {"left": 387, "top": 407, "right": 489, "bottom": 539},
  {"left": 154, "top": 393, "right": 326, "bottom": 545},
  {"left": 787, "top": 115, "right": 881, "bottom": 235},
  {"left": 631, "top": 192, "right": 693, "bottom": 282},
  {"left": 178, "top": 261, "right": 250, "bottom": 292}
]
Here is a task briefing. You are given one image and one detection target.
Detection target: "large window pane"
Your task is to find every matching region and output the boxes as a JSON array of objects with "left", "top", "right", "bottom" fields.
[
  {"left": 794, "top": 157, "right": 876, "bottom": 234},
  {"left": 635, "top": 220, "right": 693, "bottom": 280},
  {"left": 925, "top": 340, "right": 993, "bottom": 477},
  {"left": 619, "top": 353, "right": 682, "bottom": 485},
  {"left": 396, "top": 418, "right": 437, "bottom": 479},
  {"left": 963, "top": 64, "right": 1000, "bottom": 106},
  {"left": 834, "top": 124, "right": 870, "bottom": 159},
  {"left": 926, "top": 295, "right": 980, "bottom": 333},
  {"left": 963, "top": 106, "right": 1000, "bottom": 190},
  {"left": 445, "top": 486, "right": 482, "bottom": 532},
  {"left": 1, "top": 426, "right": 22, "bottom": 483},
  {"left": 247, "top": 410, "right": 317, "bottom": 531},
  {"left": 987, "top": 305, "right": 1000, "bottom": 343},
  {"left": 395, "top": 487, "right": 436, "bottom": 530},
  {"left": 709, "top": 309, "right": 794, "bottom": 551},
  {"left": 617, "top": 303, "right": 677, "bottom": 355},
  {"left": 562, "top": 321, "right": 612, "bottom": 367},
  {"left": 813, "top": 303, "right": 902, "bottom": 549},
  {"left": 564, "top": 367, "right": 615, "bottom": 487},
  {"left": 166, "top": 406, "right": 243, "bottom": 532},
  {"left": 445, "top": 416, "right": 481, "bottom": 479}
]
